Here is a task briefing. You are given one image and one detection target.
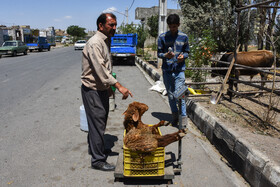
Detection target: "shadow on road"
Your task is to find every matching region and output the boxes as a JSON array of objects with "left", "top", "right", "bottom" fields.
[
  {"left": 115, "top": 178, "right": 172, "bottom": 185},
  {"left": 151, "top": 112, "right": 172, "bottom": 122},
  {"left": 104, "top": 134, "right": 118, "bottom": 156}
]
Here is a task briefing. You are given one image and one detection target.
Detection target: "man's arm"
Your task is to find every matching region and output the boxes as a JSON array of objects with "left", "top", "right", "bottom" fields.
[
  {"left": 158, "top": 36, "right": 175, "bottom": 60},
  {"left": 114, "top": 82, "right": 133, "bottom": 100},
  {"left": 177, "top": 36, "right": 190, "bottom": 63},
  {"left": 157, "top": 35, "right": 166, "bottom": 59},
  {"left": 87, "top": 43, "right": 117, "bottom": 86}
]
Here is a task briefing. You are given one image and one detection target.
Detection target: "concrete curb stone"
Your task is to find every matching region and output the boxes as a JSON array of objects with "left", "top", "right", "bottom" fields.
[
  {"left": 136, "top": 56, "right": 161, "bottom": 82},
  {"left": 135, "top": 56, "right": 280, "bottom": 187}
]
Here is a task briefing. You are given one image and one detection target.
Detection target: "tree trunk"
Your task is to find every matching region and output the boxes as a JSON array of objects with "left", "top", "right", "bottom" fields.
[
  {"left": 244, "top": 0, "right": 251, "bottom": 52},
  {"left": 265, "top": 2, "right": 279, "bottom": 50},
  {"left": 257, "top": 7, "right": 266, "bottom": 50}
]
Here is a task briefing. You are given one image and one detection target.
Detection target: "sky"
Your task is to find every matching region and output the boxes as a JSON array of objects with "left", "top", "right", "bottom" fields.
[{"left": 0, "top": 0, "right": 180, "bottom": 31}]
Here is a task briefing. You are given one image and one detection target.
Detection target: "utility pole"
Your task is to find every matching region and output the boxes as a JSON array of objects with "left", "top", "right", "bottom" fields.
[
  {"left": 109, "top": 8, "right": 128, "bottom": 25},
  {"left": 157, "top": 0, "right": 167, "bottom": 69},
  {"left": 158, "top": 0, "right": 167, "bottom": 37},
  {"left": 125, "top": 7, "right": 128, "bottom": 25}
]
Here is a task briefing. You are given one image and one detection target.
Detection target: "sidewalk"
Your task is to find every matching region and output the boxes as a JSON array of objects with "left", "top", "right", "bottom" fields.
[{"left": 135, "top": 56, "right": 280, "bottom": 187}]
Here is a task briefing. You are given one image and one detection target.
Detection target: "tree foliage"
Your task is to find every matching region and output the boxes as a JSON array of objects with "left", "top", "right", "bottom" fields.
[
  {"left": 179, "top": 0, "right": 237, "bottom": 51},
  {"left": 186, "top": 29, "right": 217, "bottom": 85},
  {"left": 117, "top": 23, "right": 137, "bottom": 34},
  {"left": 117, "top": 22, "right": 147, "bottom": 49},
  {"left": 179, "top": 0, "right": 280, "bottom": 52},
  {"left": 66, "top": 25, "right": 86, "bottom": 41},
  {"left": 136, "top": 22, "right": 148, "bottom": 49},
  {"left": 147, "top": 15, "right": 159, "bottom": 39}
]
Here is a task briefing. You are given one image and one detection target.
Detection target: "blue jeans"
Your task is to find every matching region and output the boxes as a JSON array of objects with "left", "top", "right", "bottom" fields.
[{"left": 163, "top": 71, "right": 187, "bottom": 116}]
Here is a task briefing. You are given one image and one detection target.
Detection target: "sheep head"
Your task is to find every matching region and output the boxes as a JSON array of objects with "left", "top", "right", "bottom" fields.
[{"left": 123, "top": 102, "right": 149, "bottom": 132}]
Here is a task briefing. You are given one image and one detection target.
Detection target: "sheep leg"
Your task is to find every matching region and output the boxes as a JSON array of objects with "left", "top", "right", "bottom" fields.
[
  {"left": 156, "top": 129, "right": 188, "bottom": 147},
  {"left": 153, "top": 120, "right": 170, "bottom": 128},
  {"left": 260, "top": 72, "right": 267, "bottom": 88},
  {"left": 150, "top": 120, "right": 171, "bottom": 135},
  {"left": 234, "top": 70, "right": 240, "bottom": 92}
]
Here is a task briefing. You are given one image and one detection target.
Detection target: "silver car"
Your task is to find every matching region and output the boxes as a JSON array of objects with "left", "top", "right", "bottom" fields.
[{"left": 74, "top": 40, "right": 86, "bottom": 50}]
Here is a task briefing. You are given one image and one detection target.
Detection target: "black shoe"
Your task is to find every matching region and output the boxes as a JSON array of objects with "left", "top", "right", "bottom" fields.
[{"left": 91, "top": 162, "right": 115, "bottom": 171}]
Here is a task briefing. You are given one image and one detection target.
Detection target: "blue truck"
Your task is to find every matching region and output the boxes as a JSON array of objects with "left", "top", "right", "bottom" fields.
[
  {"left": 110, "top": 33, "right": 137, "bottom": 65},
  {"left": 26, "top": 36, "right": 51, "bottom": 52}
]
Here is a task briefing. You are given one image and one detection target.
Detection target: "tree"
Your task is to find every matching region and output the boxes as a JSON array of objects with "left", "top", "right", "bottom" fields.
[
  {"left": 66, "top": 25, "right": 86, "bottom": 41},
  {"left": 239, "top": 3, "right": 257, "bottom": 51},
  {"left": 179, "top": 0, "right": 237, "bottom": 51},
  {"left": 186, "top": 29, "right": 217, "bottom": 85},
  {"left": 147, "top": 15, "right": 159, "bottom": 43},
  {"left": 117, "top": 22, "right": 147, "bottom": 48},
  {"left": 117, "top": 22, "right": 147, "bottom": 56},
  {"left": 136, "top": 22, "right": 148, "bottom": 49},
  {"left": 265, "top": 1, "right": 279, "bottom": 50},
  {"left": 274, "top": 16, "right": 280, "bottom": 55},
  {"left": 179, "top": 0, "right": 280, "bottom": 52},
  {"left": 117, "top": 22, "right": 137, "bottom": 34}
]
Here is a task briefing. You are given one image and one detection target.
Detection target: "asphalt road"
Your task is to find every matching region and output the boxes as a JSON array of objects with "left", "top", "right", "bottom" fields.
[{"left": 0, "top": 47, "right": 248, "bottom": 186}]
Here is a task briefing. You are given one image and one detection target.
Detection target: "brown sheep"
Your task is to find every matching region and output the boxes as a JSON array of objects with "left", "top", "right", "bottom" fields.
[
  {"left": 123, "top": 101, "right": 187, "bottom": 152},
  {"left": 211, "top": 50, "right": 275, "bottom": 91}
]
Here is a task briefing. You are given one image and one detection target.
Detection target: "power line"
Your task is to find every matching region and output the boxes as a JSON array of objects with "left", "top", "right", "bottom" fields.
[{"left": 128, "top": 0, "right": 135, "bottom": 11}]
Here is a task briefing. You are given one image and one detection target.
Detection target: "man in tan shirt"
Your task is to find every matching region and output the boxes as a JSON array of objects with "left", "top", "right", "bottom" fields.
[{"left": 81, "top": 13, "right": 132, "bottom": 171}]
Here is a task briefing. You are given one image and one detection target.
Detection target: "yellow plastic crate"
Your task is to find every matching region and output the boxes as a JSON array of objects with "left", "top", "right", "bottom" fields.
[{"left": 123, "top": 126, "right": 165, "bottom": 177}]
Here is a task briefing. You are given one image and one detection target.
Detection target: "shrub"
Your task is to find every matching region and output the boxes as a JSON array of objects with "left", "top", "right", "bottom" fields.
[{"left": 185, "top": 29, "right": 217, "bottom": 88}]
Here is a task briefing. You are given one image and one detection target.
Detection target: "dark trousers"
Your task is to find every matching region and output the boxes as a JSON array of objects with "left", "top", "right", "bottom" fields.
[{"left": 81, "top": 84, "right": 109, "bottom": 166}]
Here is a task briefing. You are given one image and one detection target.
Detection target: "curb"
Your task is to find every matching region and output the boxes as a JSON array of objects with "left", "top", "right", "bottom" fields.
[
  {"left": 135, "top": 56, "right": 280, "bottom": 187},
  {"left": 136, "top": 56, "right": 161, "bottom": 82}
]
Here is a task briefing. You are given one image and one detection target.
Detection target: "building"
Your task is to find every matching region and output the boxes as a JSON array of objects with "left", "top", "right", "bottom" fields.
[
  {"left": 135, "top": 6, "right": 182, "bottom": 46},
  {"left": 0, "top": 25, "right": 56, "bottom": 46},
  {"left": 135, "top": 6, "right": 182, "bottom": 30},
  {"left": 0, "top": 25, "right": 22, "bottom": 46}
]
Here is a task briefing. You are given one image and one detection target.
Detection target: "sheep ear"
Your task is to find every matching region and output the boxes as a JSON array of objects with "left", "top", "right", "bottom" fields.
[
  {"left": 132, "top": 110, "right": 139, "bottom": 122},
  {"left": 122, "top": 110, "right": 127, "bottom": 115}
]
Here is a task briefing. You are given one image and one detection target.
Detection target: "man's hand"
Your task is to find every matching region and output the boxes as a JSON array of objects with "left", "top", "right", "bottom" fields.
[
  {"left": 114, "top": 82, "right": 133, "bottom": 100},
  {"left": 165, "top": 51, "right": 175, "bottom": 59},
  {"left": 177, "top": 53, "right": 184, "bottom": 63}
]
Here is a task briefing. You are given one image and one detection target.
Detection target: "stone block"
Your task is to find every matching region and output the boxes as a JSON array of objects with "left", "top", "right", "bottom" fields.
[
  {"left": 244, "top": 159, "right": 262, "bottom": 187},
  {"left": 247, "top": 148, "right": 269, "bottom": 170},
  {"left": 263, "top": 162, "right": 280, "bottom": 187},
  {"left": 234, "top": 139, "right": 249, "bottom": 160}
]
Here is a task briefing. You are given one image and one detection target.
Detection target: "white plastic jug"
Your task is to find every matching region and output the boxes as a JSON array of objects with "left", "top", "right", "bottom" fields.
[{"left": 80, "top": 105, "right": 88, "bottom": 132}]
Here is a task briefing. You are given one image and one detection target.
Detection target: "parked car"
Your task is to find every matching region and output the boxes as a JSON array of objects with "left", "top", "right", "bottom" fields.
[
  {"left": 61, "top": 38, "right": 73, "bottom": 44},
  {"left": 0, "top": 40, "right": 28, "bottom": 58},
  {"left": 74, "top": 40, "right": 86, "bottom": 50},
  {"left": 26, "top": 37, "right": 50, "bottom": 52}
]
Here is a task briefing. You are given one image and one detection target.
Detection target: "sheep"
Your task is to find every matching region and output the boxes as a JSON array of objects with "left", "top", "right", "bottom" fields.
[
  {"left": 123, "top": 101, "right": 187, "bottom": 152},
  {"left": 211, "top": 50, "right": 275, "bottom": 91}
]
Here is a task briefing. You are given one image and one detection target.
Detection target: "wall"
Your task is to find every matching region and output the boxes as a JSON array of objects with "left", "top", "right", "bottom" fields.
[
  {"left": 135, "top": 6, "right": 182, "bottom": 47},
  {"left": 0, "top": 29, "right": 4, "bottom": 46}
]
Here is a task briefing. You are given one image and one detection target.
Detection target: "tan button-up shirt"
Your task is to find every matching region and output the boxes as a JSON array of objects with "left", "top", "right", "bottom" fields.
[{"left": 81, "top": 31, "right": 117, "bottom": 91}]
